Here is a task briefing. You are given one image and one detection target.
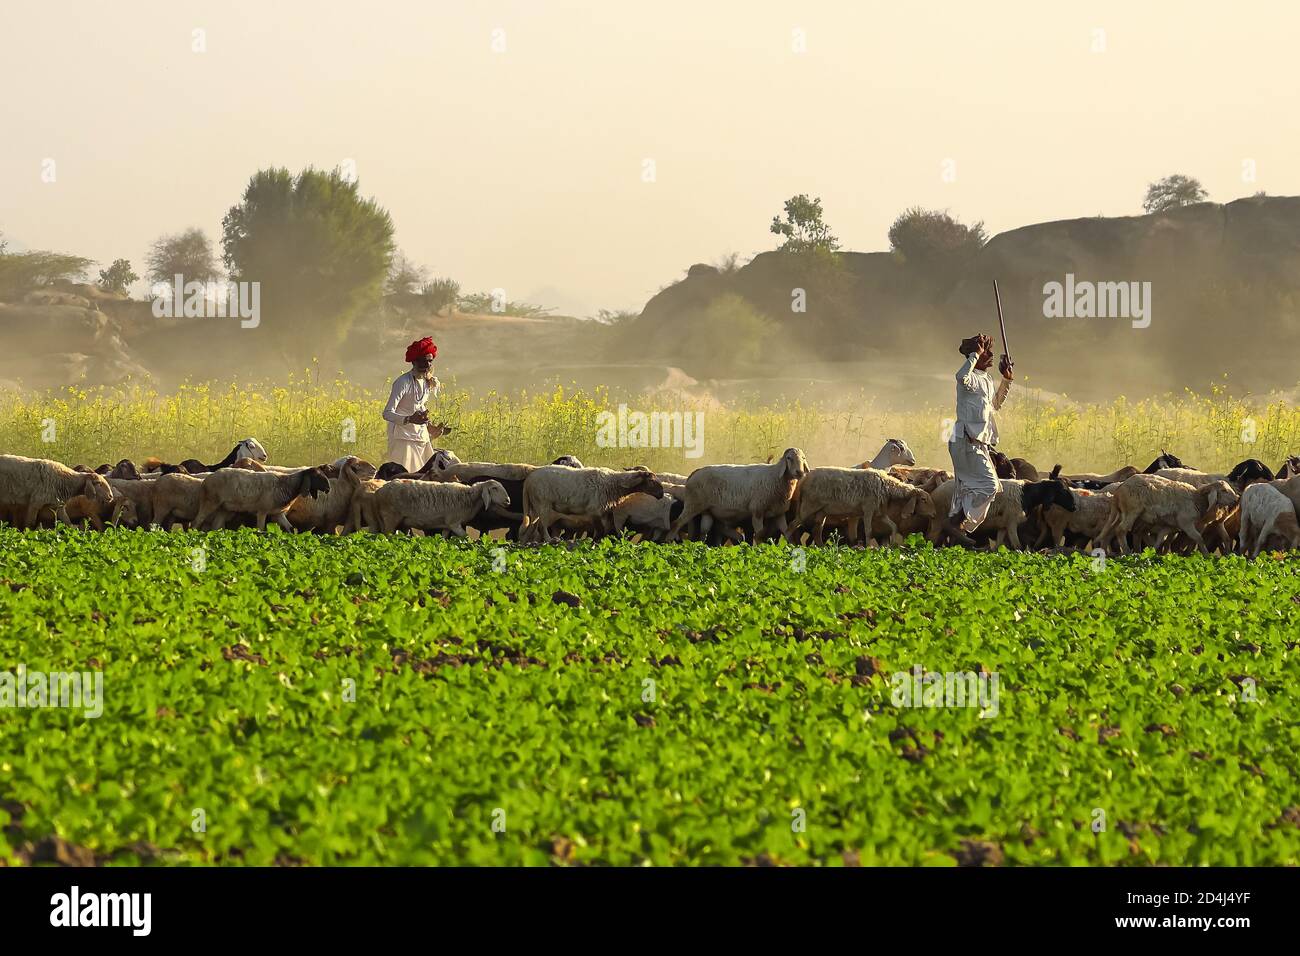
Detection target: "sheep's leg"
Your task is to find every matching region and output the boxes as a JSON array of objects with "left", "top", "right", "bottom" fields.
[
  {"left": 273, "top": 513, "right": 294, "bottom": 532},
  {"left": 1250, "top": 514, "right": 1277, "bottom": 559},
  {"left": 750, "top": 512, "right": 765, "bottom": 543},
  {"left": 1113, "top": 513, "right": 1139, "bottom": 555},
  {"left": 697, "top": 513, "right": 713, "bottom": 543},
  {"left": 770, "top": 513, "right": 788, "bottom": 541},
  {"left": 1238, "top": 511, "right": 1252, "bottom": 555},
  {"left": 845, "top": 517, "right": 861, "bottom": 543},
  {"left": 858, "top": 503, "right": 879, "bottom": 547},
  {"left": 534, "top": 508, "right": 559, "bottom": 544},
  {"left": 1175, "top": 515, "right": 1208, "bottom": 554},
  {"left": 669, "top": 506, "right": 702, "bottom": 543},
  {"left": 23, "top": 502, "right": 42, "bottom": 530}
]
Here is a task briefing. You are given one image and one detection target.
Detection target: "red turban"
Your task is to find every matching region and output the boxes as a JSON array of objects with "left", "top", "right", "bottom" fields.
[{"left": 405, "top": 337, "right": 437, "bottom": 363}]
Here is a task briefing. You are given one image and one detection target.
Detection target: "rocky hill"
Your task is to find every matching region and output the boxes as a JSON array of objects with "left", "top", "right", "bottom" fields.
[
  {"left": 617, "top": 195, "right": 1300, "bottom": 400},
  {"left": 3, "top": 196, "right": 1298, "bottom": 401}
]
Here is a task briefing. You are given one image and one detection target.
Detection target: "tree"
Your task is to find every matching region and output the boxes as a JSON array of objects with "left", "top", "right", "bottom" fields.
[
  {"left": 385, "top": 251, "right": 429, "bottom": 296},
  {"left": 221, "top": 167, "right": 395, "bottom": 355},
  {"left": 770, "top": 194, "right": 840, "bottom": 254},
  {"left": 887, "top": 207, "right": 987, "bottom": 270},
  {"left": 420, "top": 278, "right": 460, "bottom": 313},
  {"left": 0, "top": 250, "right": 92, "bottom": 300},
  {"left": 146, "top": 228, "right": 220, "bottom": 287},
  {"left": 680, "top": 294, "right": 775, "bottom": 376},
  {"left": 97, "top": 259, "right": 138, "bottom": 293},
  {"left": 1142, "top": 174, "right": 1208, "bottom": 214}
]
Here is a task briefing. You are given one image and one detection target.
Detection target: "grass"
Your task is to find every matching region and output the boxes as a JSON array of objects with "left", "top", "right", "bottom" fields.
[
  {"left": 0, "top": 375, "right": 1298, "bottom": 473},
  {"left": 0, "top": 531, "right": 1296, "bottom": 865}
]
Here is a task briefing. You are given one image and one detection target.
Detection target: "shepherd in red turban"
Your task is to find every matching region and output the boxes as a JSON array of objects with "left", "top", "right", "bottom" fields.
[
  {"left": 405, "top": 337, "right": 437, "bottom": 363},
  {"left": 383, "top": 336, "right": 447, "bottom": 472}
]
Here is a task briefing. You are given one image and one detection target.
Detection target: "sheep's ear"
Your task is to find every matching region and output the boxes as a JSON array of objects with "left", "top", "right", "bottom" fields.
[
  {"left": 481, "top": 483, "right": 495, "bottom": 509},
  {"left": 1050, "top": 464, "right": 1062, "bottom": 480},
  {"left": 902, "top": 495, "right": 917, "bottom": 519}
]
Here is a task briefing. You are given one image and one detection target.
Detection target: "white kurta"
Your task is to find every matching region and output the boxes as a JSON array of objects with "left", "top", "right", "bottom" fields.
[
  {"left": 948, "top": 352, "right": 1012, "bottom": 531},
  {"left": 383, "top": 370, "right": 441, "bottom": 471}
]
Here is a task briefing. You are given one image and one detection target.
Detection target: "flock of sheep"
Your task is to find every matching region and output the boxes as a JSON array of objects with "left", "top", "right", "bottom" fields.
[{"left": 3, "top": 436, "right": 1300, "bottom": 557}]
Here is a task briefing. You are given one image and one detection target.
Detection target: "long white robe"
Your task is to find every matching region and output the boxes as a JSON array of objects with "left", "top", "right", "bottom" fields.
[
  {"left": 383, "top": 370, "right": 440, "bottom": 471},
  {"left": 948, "top": 352, "right": 1011, "bottom": 531}
]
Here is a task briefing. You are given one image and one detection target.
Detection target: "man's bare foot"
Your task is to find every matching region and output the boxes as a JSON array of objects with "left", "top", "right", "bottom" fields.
[{"left": 943, "top": 517, "right": 978, "bottom": 549}]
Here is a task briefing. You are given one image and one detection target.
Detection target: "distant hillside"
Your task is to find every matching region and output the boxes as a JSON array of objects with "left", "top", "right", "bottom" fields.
[{"left": 615, "top": 195, "right": 1300, "bottom": 399}]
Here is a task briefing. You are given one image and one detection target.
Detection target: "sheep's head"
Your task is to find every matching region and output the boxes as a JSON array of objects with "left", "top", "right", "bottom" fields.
[
  {"left": 82, "top": 472, "right": 113, "bottom": 505},
  {"left": 94, "top": 464, "right": 112, "bottom": 475},
  {"left": 237, "top": 438, "right": 268, "bottom": 463},
  {"left": 478, "top": 479, "right": 511, "bottom": 511},
  {"left": 341, "top": 457, "right": 377, "bottom": 481},
  {"left": 1145, "top": 450, "right": 1186, "bottom": 473},
  {"left": 426, "top": 449, "right": 460, "bottom": 474},
  {"left": 301, "top": 467, "right": 332, "bottom": 499},
  {"left": 781, "top": 448, "right": 809, "bottom": 481},
  {"left": 989, "top": 450, "right": 1015, "bottom": 479},
  {"left": 552, "top": 455, "right": 584, "bottom": 468},
  {"left": 907, "top": 489, "right": 937, "bottom": 520},
  {"left": 161, "top": 463, "right": 186, "bottom": 475},
  {"left": 179, "top": 458, "right": 206, "bottom": 474},
  {"left": 109, "top": 459, "right": 139, "bottom": 480},
  {"left": 626, "top": 470, "right": 665, "bottom": 499},
  {"left": 1227, "top": 458, "right": 1273, "bottom": 491},
  {"left": 1200, "top": 480, "right": 1238, "bottom": 515},
  {"left": 375, "top": 462, "right": 408, "bottom": 481},
  {"left": 1281, "top": 455, "right": 1300, "bottom": 479},
  {"left": 1024, "top": 476, "right": 1076, "bottom": 513},
  {"left": 112, "top": 497, "right": 140, "bottom": 528},
  {"left": 884, "top": 438, "right": 916, "bottom": 467}
]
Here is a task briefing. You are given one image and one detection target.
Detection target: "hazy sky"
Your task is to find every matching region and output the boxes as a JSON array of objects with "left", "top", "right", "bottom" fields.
[{"left": 2, "top": 1, "right": 1296, "bottom": 316}]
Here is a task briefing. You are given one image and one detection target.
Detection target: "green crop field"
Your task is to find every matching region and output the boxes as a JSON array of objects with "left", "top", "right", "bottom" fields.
[{"left": 1, "top": 528, "right": 1297, "bottom": 866}]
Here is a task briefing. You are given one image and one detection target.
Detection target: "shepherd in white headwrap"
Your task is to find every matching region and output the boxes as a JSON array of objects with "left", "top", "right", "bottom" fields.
[
  {"left": 942, "top": 333, "right": 1014, "bottom": 547},
  {"left": 383, "top": 336, "right": 448, "bottom": 472}
]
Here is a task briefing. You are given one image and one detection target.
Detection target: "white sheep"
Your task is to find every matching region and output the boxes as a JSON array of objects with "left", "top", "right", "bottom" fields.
[
  {"left": 1238, "top": 482, "right": 1300, "bottom": 557},
  {"left": 374, "top": 478, "right": 511, "bottom": 536},
  {"left": 787, "top": 467, "right": 931, "bottom": 545},
  {"left": 0, "top": 455, "right": 114, "bottom": 528},
  {"left": 854, "top": 438, "right": 916, "bottom": 470},
  {"left": 1095, "top": 475, "right": 1238, "bottom": 555},
  {"left": 668, "top": 448, "right": 808, "bottom": 544},
  {"left": 520, "top": 466, "right": 665, "bottom": 543},
  {"left": 193, "top": 467, "right": 332, "bottom": 531}
]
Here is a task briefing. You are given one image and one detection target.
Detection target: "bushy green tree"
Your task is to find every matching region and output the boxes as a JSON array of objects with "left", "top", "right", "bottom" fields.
[
  {"left": 221, "top": 167, "right": 395, "bottom": 354},
  {"left": 97, "top": 258, "right": 138, "bottom": 293},
  {"left": 770, "top": 195, "right": 840, "bottom": 254},
  {"left": 1142, "top": 174, "right": 1209, "bottom": 214},
  {"left": 146, "top": 228, "right": 221, "bottom": 287},
  {"left": 887, "top": 207, "right": 987, "bottom": 270}
]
